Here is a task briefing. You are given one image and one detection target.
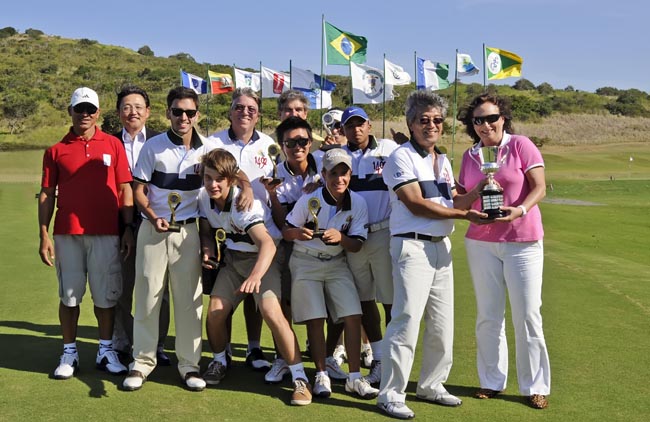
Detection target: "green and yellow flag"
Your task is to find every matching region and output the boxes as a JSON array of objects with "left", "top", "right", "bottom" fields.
[
  {"left": 325, "top": 21, "right": 367, "bottom": 65},
  {"left": 485, "top": 46, "right": 523, "bottom": 80}
]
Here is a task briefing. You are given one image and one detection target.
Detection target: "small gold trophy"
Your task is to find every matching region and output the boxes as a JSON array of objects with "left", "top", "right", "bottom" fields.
[
  {"left": 206, "top": 228, "right": 227, "bottom": 268},
  {"left": 167, "top": 192, "right": 182, "bottom": 232},
  {"left": 266, "top": 143, "right": 283, "bottom": 187},
  {"left": 307, "top": 197, "right": 325, "bottom": 238},
  {"left": 202, "top": 228, "right": 227, "bottom": 295}
]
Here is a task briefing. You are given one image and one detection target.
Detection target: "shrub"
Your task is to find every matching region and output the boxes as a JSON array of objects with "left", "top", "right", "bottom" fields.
[
  {"left": 0, "top": 27, "right": 18, "bottom": 38},
  {"left": 25, "top": 28, "right": 44, "bottom": 38},
  {"left": 513, "top": 78, "right": 535, "bottom": 91},
  {"left": 137, "top": 45, "right": 154, "bottom": 56}
]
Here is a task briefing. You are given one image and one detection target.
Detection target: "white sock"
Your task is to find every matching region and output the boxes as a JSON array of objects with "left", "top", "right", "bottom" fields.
[
  {"left": 98, "top": 339, "right": 113, "bottom": 354},
  {"left": 348, "top": 371, "right": 361, "bottom": 381},
  {"left": 370, "top": 340, "right": 382, "bottom": 360},
  {"left": 316, "top": 370, "right": 328, "bottom": 378},
  {"left": 63, "top": 342, "right": 77, "bottom": 355},
  {"left": 213, "top": 351, "right": 228, "bottom": 366},
  {"left": 289, "top": 363, "right": 306, "bottom": 382}
]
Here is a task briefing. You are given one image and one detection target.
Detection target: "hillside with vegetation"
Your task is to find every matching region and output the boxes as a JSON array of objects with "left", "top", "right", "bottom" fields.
[{"left": 1, "top": 27, "right": 649, "bottom": 150}]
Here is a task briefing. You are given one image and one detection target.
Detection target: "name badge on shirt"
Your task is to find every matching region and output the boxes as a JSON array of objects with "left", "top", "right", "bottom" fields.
[{"left": 103, "top": 154, "right": 111, "bottom": 166}]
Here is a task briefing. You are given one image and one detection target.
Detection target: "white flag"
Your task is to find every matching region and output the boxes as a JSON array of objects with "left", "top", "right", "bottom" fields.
[
  {"left": 234, "top": 68, "right": 261, "bottom": 92},
  {"left": 291, "top": 67, "right": 336, "bottom": 109},
  {"left": 457, "top": 53, "right": 480, "bottom": 77},
  {"left": 416, "top": 57, "right": 450, "bottom": 91},
  {"left": 350, "top": 62, "right": 394, "bottom": 104},
  {"left": 384, "top": 58, "right": 412, "bottom": 86},
  {"left": 260, "top": 66, "right": 290, "bottom": 98}
]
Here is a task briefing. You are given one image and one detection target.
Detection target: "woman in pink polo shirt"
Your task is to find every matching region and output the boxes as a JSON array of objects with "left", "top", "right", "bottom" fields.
[{"left": 456, "top": 93, "right": 551, "bottom": 410}]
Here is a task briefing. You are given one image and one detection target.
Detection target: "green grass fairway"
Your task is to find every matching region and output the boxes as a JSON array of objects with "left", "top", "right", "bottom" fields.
[{"left": 1, "top": 146, "right": 649, "bottom": 421}]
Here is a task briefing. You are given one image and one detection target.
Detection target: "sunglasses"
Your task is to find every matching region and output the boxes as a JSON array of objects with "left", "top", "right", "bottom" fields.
[
  {"left": 472, "top": 114, "right": 501, "bottom": 125},
  {"left": 419, "top": 117, "right": 444, "bottom": 125},
  {"left": 170, "top": 107, "right": 198, "bottom": 118},
  {"left": 283, "top": 137, "right": 310, "bottom": 148},
  {"left": 233, "top": 104, "right": 258, "bottom": 114},
  {"left": 73, "top": 103, "right": 98, "bottom": 115}
]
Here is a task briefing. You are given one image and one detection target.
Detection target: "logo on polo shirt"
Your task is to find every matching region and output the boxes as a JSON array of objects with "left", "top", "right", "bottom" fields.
[
  {"left": 254, "top": 152, "right": 268, "bottom": 169},
  {"left": 373, "top": 158, "right": 386, "bottom": 174}
]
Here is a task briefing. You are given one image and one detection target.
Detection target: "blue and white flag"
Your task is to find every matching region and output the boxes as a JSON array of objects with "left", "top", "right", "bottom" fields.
[
  {"left": 350, "top": 62, "right": 394, "bottom": 105},
  {"left": 416, "top": 57, "right": 450, "bottom": 91},
  {"left": 180, "top": 70, "right": 207, "bottom": 94},
  {"left": 291, "top": 67, "right": 336, "bottom": 109},
  {"left": 457, "top": 53, "right": 480, "bottom": 77}
]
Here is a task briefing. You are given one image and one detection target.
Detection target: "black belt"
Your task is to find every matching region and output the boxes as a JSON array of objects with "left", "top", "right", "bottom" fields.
[
  {"left": 395, "top": 232, "right": 446, "bottom": 242},
  {"left": 175, "top": 218, "right": 196, "bottom": 225}
]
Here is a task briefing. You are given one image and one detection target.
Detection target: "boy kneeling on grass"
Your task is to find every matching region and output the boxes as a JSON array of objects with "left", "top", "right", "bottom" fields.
[
  {"left": 282, "top": 148, "right": 378, "bottom": 400},
  {"left": 198, "top": 148, "right": 311, "bottom": 406}
]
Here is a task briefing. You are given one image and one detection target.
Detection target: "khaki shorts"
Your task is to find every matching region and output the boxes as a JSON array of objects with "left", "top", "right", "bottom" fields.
[
  {"left": 212, "top": 248, "right": 282, "bottom": 309},
  {"left": 346, "top": 227, "right": 394, "bottom": 304},
  {"left": 54, "top": 235, "right": 122, "bottom": 308},
  {"left": 289, "top": 249, "right": 361, "bottom": 324}
]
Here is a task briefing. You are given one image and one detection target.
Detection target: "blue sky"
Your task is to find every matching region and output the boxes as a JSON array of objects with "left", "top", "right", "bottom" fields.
[{"left": 2, "top": 0, "right": 646, "bottom": 93}]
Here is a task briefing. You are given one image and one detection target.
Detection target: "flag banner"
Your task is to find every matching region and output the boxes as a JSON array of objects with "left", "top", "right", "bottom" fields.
[
  {"left": 350, "top": 62, "right": 394, "bottom": 104},
  {"left": 416, "top": 57, "right": 450, "bottom": 91},
  {"left": 234, "top": 68, "right": 261, "bottom": 92},
  {"left": 180, "top": 70, "right": 207, "bottom": 94},
  {"left": 456, "top": 53, "right": 480, "bottom": 77},
  {"left": 261, "top": 66, "right": 290, "bottom": 98},
  {"left": 325, "top": 21, "right": 368, "bottom": 65},
  {"left": 384, "top": 59, "right": 412, "bottom": 86},
  {"left": 485, "top": 46, "right": 523, "bottom": 80},
  {"left": 208, "top": 70, "right": 234, "bottom": 94},
  {"left": 291, "top": 67, "right": 336, "bottom": 109}
]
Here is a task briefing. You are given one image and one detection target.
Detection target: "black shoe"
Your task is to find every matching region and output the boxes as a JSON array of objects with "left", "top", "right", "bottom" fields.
[
  {"left": 245, "top": 347, "right": 271, "bottom": 371},
  {"left": 157, "top": 350, "right": 171, "bottom": 366}
]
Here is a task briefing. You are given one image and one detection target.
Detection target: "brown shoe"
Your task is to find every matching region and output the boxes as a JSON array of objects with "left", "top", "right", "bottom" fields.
[
  {"left": 528, "top": 394, "right": 548, "bottom": 409},
  {"left": 474, "top": 388, "right": 501, "bottom": 399},
  {"left": 291, "top": 378, "right": 312, "bottom": 406}
]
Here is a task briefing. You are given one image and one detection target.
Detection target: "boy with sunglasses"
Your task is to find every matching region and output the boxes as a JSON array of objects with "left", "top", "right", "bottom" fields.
[{"left": 39, "top": 87, "right": 133, "bottom": 380}]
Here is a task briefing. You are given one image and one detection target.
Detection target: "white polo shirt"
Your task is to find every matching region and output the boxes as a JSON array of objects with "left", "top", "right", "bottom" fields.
[
  {"left": 198, "top": 186, "right": 281, "bottom": 253},
  {"left": 208, "top": 128, "right": 277, "bottom": 202},
  {"left": 285, "top": 186, "right": 368, "bottom": 256},
  {"left": 343, "top": 136, "right": 398, "bottom": 225},
  {"left": 275, "top": 153, "right": 322, "bottom": 212},
  {"left": 133, "top": 128, "right": 218, "bottom": 222},
  {"left": 383, "top": 140, "right": 456, "bottom": 237}
]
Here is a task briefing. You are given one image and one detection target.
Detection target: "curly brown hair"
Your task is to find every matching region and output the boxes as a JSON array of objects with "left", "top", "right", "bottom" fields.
[{"left": 457, "top": 93, "right": 516, "bottom": 144}]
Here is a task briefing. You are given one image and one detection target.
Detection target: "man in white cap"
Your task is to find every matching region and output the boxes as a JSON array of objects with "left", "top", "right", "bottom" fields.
[{"left": 39, "top": 87, "right": 133, "bottom": 379}]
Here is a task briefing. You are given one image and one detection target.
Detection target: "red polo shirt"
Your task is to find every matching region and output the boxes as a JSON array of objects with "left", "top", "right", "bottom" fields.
[{"left": 42, "top": 127, "right": 132, "bottom": 235}]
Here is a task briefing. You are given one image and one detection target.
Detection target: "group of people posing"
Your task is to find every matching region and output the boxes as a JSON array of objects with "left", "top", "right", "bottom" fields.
[{"left": 38, "top": 83, "right": 551, "bottom": 418}]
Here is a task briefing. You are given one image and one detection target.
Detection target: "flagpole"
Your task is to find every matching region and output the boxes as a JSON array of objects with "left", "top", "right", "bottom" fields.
[
  {"left": 482, "top": 43, "right": 487, "bottom": 88},
  {"left": 451, "top": 49, "right": 459, "bottom": 169},
  {"left": 382, "top": 54, "right": 387, "bottom": 138},
  {"left": 414, "top": 51, "right": 417, "bottom": 89},
  {"left": 259, "top": 61, "right": 263, "bottom": 132},
  {"left": 205, "top": 64, "right": 210, "bottom": 136},
  {"left": 349, "top": 60, "right": 353, "bottom": 107},
  {"left": 320, "top": 14, "right": 325, "bottom": 117}
]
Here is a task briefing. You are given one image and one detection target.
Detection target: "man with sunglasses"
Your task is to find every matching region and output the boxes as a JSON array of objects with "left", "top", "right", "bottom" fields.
[
  {"left": 111, "top": 85, "right": 172, "bottom": 367},
  {"left": 123, "top": 87, "right": 221, "bottom": 392},
  {"left": 39, "top": 87, "right": 133, "bottom": 380},
  {"left": 276, "top": 89, "right": 324, "bottom": 152},
  {"left": 208, "top": 87, "right": 277, "bottom": 373}
]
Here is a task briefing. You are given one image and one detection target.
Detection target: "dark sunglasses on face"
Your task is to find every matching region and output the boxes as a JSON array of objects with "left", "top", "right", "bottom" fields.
[
  {"left": 283, "top": 137, "right": 310, "bottom": 148},
  {"left": 170, "top": 107, "right": 198, "bottom": 118},
  {"left": 472, "top": 114, "right": 501, "bottom": 126},
  {"left": 419, "top": 117, "right": 445, "bottom": 125},
  {"left": 73, "top": 103, "right": 98, "bottom": 115}
]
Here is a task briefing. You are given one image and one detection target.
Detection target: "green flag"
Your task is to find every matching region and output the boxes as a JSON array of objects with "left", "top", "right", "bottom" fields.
[
  {"left": 325, "top": 21, "right": 367, "bottom": 65},
  {"left": 485, "top": 46, "right": 523, "bottom": 80}
]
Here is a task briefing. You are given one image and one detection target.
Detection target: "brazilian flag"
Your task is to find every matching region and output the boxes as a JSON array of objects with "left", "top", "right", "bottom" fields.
[
  {"left": 485, "top": 46, "right": 523, "bottom": 80},
  {"left": 325, "top": 22, "right": 367, "bottom": 65}
]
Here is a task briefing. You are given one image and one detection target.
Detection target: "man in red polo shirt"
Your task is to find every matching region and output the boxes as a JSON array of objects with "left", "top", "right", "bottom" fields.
[{"left": 38, "top": 87, "right": 135, "bottom": 380}]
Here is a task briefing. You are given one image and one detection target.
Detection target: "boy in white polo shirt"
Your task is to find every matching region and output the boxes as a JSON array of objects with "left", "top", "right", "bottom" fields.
[
  {"left": 198, "top": 148, "right": 311, "bottom": 406},
  {"left": 283, "top": 148, "right": 378, "bottom": 401}
]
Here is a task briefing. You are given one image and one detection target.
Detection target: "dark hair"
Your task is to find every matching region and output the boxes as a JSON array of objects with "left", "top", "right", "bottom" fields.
[
  {"left": 277, "top": 89, "right": 309, "bottom": 113},
  {"left": 116, "top": 85, "right": 150, "bottom": 110},
  {"left": 166, "top": 86, "right": 199, "bottom": 109},
  {"left": 200, "top": 148, "right": 239, "bottom": 182},
  {"left": 275, "top": 116, "right": 313, "bottom": 144},
  {"left": 458, "top": 93, "right": 515, "bottom": 144}
]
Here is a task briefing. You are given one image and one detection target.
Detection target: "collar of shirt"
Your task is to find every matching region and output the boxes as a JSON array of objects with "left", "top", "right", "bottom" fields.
[
  {"left": 228, "top": 127, "right": 260, "bottom": 144},
  {"left": 209, "top": 186, "right": 235, "bottom": 212},
  {"left": 409, "top": 138, "right": 444, "bottom": 158},
  {"left": 283, "top": 153, "right": 318, "bottom": 177},
  {"left": 121, "top": 127, "right": 147, "bottom": 144},
  {"left": 322, "top": 186, "right": 352, "bottom": 211},
  {"left": 167, "top": 127, "right": 204, "bottom": 149},
  {"left": 347, "top": 134, "right": 378, "bottom": 152}
]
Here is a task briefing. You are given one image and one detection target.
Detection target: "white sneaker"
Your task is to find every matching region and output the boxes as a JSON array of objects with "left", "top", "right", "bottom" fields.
[
  {"left": 365, "top": 359, "right": 381, "bottom": 385},
  {"left": 377, "top": 401, "right": 415, "bottom": 419},
  {"left": 122, "top": 370, "right": 145, "bottom": 391},
  {"left": 325, "top": 355, "right": 348, "bottom": 380},
  {"left": 265, "top": 358, "right": 289, "bottom": 383},
  {"left": 345, "top": 377, "right": 379, "bottom": 399},
  {"left": 361, "top": 344, "right": 373, "bottom": 368},
  {"left": 96, "top": 349, "right": 128, "bottom": 375},
  {"left": 313, "top": 373, "right": 331, "bottom": 398},
  {"left": 184, "top": 372, "right": 206, "bottom": 391},
  {"left": 333, "top": 344, "right": 347, "bottom": 366},
  {"left": 54, "top": 353, "right": 78, "bottom": 380},
  {"left": 416, "top": 385, "right": 462, "bottom": 407}
]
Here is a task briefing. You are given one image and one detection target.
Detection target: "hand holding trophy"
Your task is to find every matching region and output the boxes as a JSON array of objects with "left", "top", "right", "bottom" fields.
[
  {"left": 167, "top": 192, "right": 182, "bottom": 232},
  {"left": 205, "top": 228, "right": 227, "bottom": 268},
  {"left": 202, "top": 228, "right": 227, "bottom": 295},
  {"left": 479, "top": 145, "right": 509, "bottom": 219},
  {"left": 307, "top": 197, "right": 325, "bottom": 238},
  {"left": 265, "top": 144, "right": 283, "bottom": 187}
]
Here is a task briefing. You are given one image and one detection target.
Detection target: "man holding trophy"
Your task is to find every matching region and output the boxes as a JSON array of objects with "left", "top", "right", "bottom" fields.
[{"left": 456, "top": 93, "right": 551, "bottom": 410}]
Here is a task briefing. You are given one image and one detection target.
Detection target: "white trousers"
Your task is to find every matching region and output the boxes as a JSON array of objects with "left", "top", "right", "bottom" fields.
[
  {"left": 465, "top": 238, "right": 551, "bottom": 395},
  {"left": 378, "top": 236, "right": 455, "bottom": 404}
]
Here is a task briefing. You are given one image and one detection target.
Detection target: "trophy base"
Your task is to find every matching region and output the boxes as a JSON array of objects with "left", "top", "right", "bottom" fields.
[
  {"left": 481, "top": 209, "right": 507, "bottom": 220},
  {"left": 167, "top": 224, "right": 181, "bottom": 233},
  {"left": 266, "top": 177, "right": 283, "bottom": 188},
  {"left": 312, "top": 230, "right": 326, "bottom": 239}
]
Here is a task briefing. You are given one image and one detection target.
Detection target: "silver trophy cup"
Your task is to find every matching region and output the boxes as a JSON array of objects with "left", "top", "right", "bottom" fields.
[{"left": 479, "top": 146, "right": 508, "bottom": 219}]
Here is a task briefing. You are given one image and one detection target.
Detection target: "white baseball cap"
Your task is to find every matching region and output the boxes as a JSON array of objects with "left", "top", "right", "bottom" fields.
[
  {"left": 70, "top": 87, "right": 99, "bottom": 108},
  {"left": 322, "top": 148, "right": 352, "bottom": 171}
]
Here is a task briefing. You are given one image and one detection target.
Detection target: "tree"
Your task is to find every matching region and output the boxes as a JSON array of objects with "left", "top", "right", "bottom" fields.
[
  {"left": 137, "top": 45, "right": 154, "bottom": 56},
  {"left": 0, "top": 27, "right": 17, "bottom": 38},
  {"left": 595, "top": 87, "right": 621, "bottom": 96},
  {"left": 536, "top": 82, "right": 554, "bottom": 95},
  {"left": 100, "top": 111, "right": 121, "bottom": 134},
  {"left": 2, "top": 95, "right": 38, "bottom": 134},
  {"left": 25, "top": 28, "right": 44, "bottom": 38},
  {"left": 513, "top": 78, "right": 535, "bottom": 91}
]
